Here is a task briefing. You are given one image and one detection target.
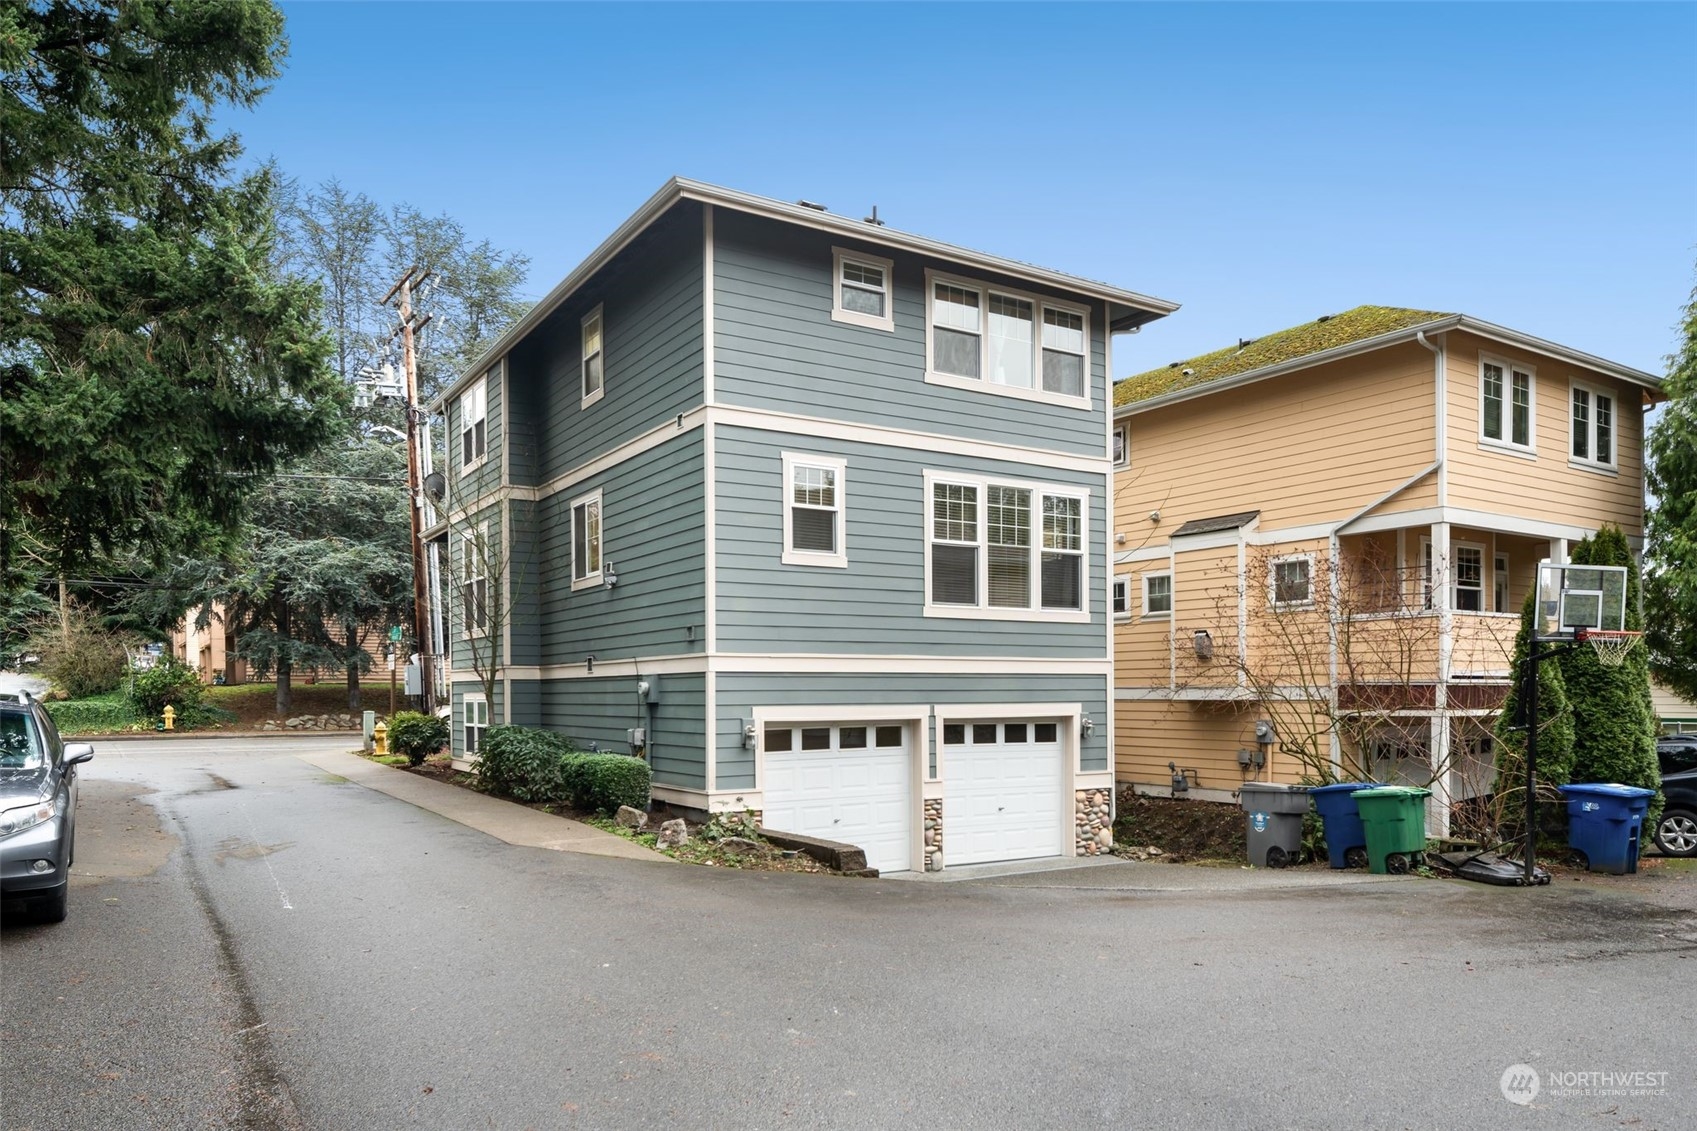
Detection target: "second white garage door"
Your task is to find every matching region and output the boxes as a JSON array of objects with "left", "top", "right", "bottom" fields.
[
  {"left": 762, "top": 722, "right": 912, "bottom": 874},
  {"left": 943, "top": 720, "right": 1065, "bottom": 866}
]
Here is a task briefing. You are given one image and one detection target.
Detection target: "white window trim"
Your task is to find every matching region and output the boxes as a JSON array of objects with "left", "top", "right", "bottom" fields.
[
  {"left": 1141, "top": 570, "right": 1172, "bottom": 619},
  {"left": 1477, "top": 353, "right": 1536, "bottom": 456},
  {"left": 1269, "top": 553, "right": 1316, "bottom": 610},
  {"left": 923, "top": 269, "right": 1092, "bottom": 410},
  {"left": 1568, "top": 378, "right": 1618, "bottom": 473},
  {"left": 830, "top": 247, "right": 895, "bottom": 333},
  {"left": 780, "top": 451, "right": 848, "bottom": 568},
  {"left": 459, "top": 524, "right": 491, "bottom": 639},
  {"left": 1494, "top": 551, "right": 1511, "bottom": 614},
  {"left": 1112, "top": 423, "right": 1129, "bottom": 468},
  {"left": 581, "top": 305, "right": 605, "bottom": 409},
  {"left": 570, "top": 488, "right": 604, "bottom": 592},
  {"left": 458, "top": 377, "right": 488, "bottom": 478},
  {"left": 1452, "top": 540, "right": 1487, "bottom": 613},
  {"left": 463, "top": 693, "right": 488, "bottom": 756},
  {"left": 1112, "top": 574, "right": 1133, "bottom": 621},
  {"left": 922, "top": 469, "right": 1090, "bottom": 623}
]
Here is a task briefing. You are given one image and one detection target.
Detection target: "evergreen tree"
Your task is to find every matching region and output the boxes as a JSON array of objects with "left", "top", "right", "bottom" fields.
[
  {"left": 1560, "top": 526, "right": 1662, "bottom": 826},
  {"left": 1, "top": 1, "right": 341, "bottom": 592},
  {"left": 1495, "top": 587, "right": 1577, "bottom": 798},
  {"left": 1646, "top": 271, "right": 1697, "bottom": 701}
]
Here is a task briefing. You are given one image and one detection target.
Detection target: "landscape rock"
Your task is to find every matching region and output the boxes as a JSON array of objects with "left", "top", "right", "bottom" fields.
[
  {"left": 655, "top": 818, "right": 689, "bottom": 849},
  {"left": 615, "top": 805, "right": 648, "bottom": 830},
  {"left": 718, "top": 836, "right": 761, "bottom": 856}
]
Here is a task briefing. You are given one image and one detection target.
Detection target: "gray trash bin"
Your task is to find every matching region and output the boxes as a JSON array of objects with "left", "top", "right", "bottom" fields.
[{"left": 1239, "top": 782, "right": 1310, "bottom": 868}]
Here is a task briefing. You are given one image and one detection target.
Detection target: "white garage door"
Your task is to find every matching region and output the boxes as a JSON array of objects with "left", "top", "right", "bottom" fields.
[
  {"left": 762, "top": 722, "right": 911, "bottom": 874},
  {"left": 943, "top": 720, "right": 1064, "bottom": 866}
]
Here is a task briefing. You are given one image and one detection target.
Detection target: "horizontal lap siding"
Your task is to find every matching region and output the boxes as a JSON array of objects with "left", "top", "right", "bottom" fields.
[
  {"left": 506, "top": 204, "right": 704, "bottom": 487},
  {"left": 1116, "top": 347, "right": 1435, "bottom": 534},
  {"left": 1443, "top": 334, "right": 1644, "bottom": 534},
  {"left": 713, "top": 210, "right": 1108, "bottom": 460},
  {"left": 508, "top": 499, "right": 541, "bottom": 667},
  {"left": 447, "top": 369, "right": 505, "bottom": 504},
  {"left": 715, "top": 425, "right": 1107, "bottom": 656},
  {"left": 537, "top": 432, "right": 705, "bottom": 664},
  {"left": 450, "top": 680, "right": 502, "bottom": 760},
  {"left": 507, "top": 679, "right": 541, "bottom": 728},
  {"left": 716, "top": 672, "right": 1108, "bottom": 789},
  {"left": 447, "top": 503, "right": 502, "bottom": 672},
  {"left": 538, "top": 674, "right": 706, "bottom": 789},
  {"left": 1171, "top": 543, "right": 1240, "bottom": 690},
  {"left": 1115, "top": 698, "right": 1309, "bottom": 790}
]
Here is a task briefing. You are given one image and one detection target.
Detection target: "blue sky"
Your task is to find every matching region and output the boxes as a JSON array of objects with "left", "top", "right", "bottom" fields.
[{"left": 234, "top": 2, "right": 1697, "bottom": 377}]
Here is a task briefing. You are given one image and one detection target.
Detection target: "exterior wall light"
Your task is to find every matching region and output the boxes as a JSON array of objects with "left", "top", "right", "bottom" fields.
[
  {"left": 604, "top": 562, "right": 618, "bottom": 589},
  {"left": 1080, "top": 715, "right": 1095, "bottom": 740}
]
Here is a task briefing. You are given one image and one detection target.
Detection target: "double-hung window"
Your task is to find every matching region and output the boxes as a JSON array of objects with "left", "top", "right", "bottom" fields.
[
  {"left": 459, "top": 378, "right": 487, "bottom": 472},
  {"left": 1480, "top": 356, "right": 1534, "bottom": 452},
  {"left": 831, "top": 248, "right": 894, "bottom": 332},
  {"left": 926, "top": 272, "right": 1091, "bottom": 406},
  {"left": 781, "top": 453, "right": 847, "bottom": 568},
  {"left": 1142, "top": 571, "right": 1172, "bottom": 617},
  {"left": 581, "top": 306, "right": 605, "bottom": 408},
  {"left": 1570, "top": 381, "right": 1615, "bottom": 469},
  {"left": 463, "top": 695, "right": 488, "bottom": 756},
  {"left": 461, "top": 530, "right": 489, "bottom": 636},
  {"left": 1453, "top": 544, "right": 1485, "bottom": 612},
  {"left": 1270, "top": 555, "right": 1314, "bottom": 609},
  {"left": 1112, "top": 575, "right": 1132, "bottom": 620},
  {"left": 926, "top": 473, "right": 1088, "bottom": 619},
  {"left": 571, "top": 490, "right": 603, "bottom": 590},
  {"left": 1112, "top": 424, "right": 1130, "bottom": 468}
]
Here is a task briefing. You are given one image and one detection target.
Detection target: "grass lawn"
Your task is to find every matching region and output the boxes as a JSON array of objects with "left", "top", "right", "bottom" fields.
[{"left": 207, "top": 682, "right": 401, "bottom": 726}]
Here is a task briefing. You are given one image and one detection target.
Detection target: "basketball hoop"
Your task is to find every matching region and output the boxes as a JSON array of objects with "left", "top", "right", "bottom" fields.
[{"left": 1578, "top": 628, "right": 1642, "bottom": 669}]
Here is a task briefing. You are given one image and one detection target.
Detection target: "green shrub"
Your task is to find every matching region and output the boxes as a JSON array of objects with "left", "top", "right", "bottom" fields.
[
  {"left": 45, "top": 694, "right": 139, "bottom": 734},
  {"left": 30, "top": 613, "right": 129, "bottom": 699},
  {"left": 574, "top": 753, "right": 650, "bottom": 814},
  {"left": 127, "top": 656, "right": 205, "bottom": 721},
  {"left": 387, "top": 711, "right": 449, "bottom": 766},
  {"left": 475, "top": 725, "right": 576, "bottom": 802}
]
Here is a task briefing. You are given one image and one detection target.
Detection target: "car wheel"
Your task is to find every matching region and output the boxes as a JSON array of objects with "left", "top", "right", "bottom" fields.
[
  {"left": 36, "top": 882, "right": 67, "bottom": 924},
  {"left": 1654, "top": 810, "right": 1697, "bottom": 858}
]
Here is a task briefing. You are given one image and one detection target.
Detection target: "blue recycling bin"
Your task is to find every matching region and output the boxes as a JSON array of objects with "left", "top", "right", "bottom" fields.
[
  {"left": 1309, "top": 782, "right": 1385, "bottom": 869},
  {"left": 1559, "top": 783, "right": 1656, "bottom": 875}
]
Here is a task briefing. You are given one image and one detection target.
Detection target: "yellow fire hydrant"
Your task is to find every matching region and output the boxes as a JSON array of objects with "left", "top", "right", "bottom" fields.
[
  {"left": 162, "top": 705, "right": 175, "bottom": 731},
  {"left": 373, "top": 720, "right": 388, "bottom": 757}
]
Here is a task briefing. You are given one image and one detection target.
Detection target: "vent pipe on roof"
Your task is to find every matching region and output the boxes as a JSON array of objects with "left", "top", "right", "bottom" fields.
[
  {"left": 863, "top": 205, "right": 885, "bottom": 227},
  {"left": 796, "top": 199, "right": 827, "bottom": 212}
]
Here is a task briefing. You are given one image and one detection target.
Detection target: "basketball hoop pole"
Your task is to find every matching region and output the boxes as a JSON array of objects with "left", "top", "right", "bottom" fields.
[{"left": 1522, "top": 636, "right": 1579, "bottom": 885}]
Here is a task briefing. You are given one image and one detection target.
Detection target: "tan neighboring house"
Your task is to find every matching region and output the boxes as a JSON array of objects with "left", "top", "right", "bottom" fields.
[
  {"left": 170, "top": 603, "right": 395, "bottom": 687},
  {"left": 1110, "top": 306, "right": 1663, "bottom": 833},
  {"left": 1654, "top": 683, "right": 1697, "bottom": 735}
]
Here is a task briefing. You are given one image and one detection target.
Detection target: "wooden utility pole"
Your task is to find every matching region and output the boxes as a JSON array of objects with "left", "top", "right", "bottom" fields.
[{"left": 383, "top": 268, "right": 435, "bottom": 714}]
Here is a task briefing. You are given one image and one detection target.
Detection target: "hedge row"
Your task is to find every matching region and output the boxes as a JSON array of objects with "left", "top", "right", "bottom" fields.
[
  {"left": 474, "top": 725, "right": 649, "bottom": 814},
  {"left": 46, "top": 695, "right": 140, "bottom": 735}
]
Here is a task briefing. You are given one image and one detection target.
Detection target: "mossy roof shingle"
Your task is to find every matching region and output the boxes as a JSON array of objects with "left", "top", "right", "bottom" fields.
[{"left": 1113, "top": 305, "right": 1454, "bottom": 408}]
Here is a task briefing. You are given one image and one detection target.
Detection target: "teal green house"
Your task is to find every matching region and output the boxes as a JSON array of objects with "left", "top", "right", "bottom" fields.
[{"left": 427, "top": 180, "right": 1176, "bottom": 873}]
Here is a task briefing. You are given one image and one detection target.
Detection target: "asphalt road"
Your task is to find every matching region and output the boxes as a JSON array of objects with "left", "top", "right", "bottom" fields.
[{"left": 3, "top": 738, "right": 1693, "bottom": 1131}]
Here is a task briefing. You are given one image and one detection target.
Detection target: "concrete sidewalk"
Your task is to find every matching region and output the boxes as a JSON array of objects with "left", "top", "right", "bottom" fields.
[{"left": 294, "top": 747, "right": 670, "bottom": 864}]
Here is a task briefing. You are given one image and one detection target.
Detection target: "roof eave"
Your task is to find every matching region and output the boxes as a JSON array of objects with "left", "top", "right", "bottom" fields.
[
  {"left": 1115, "top": 316, "right": 1663, "bottom": 418},
  {"left": 434, "top": 177, "right": 1181, "bottom": 411}
]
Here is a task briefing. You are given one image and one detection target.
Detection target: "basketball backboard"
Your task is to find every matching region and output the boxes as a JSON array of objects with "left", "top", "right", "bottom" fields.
[{"left": 1535, "top": 562, "right": 1628, "bottom": 641}]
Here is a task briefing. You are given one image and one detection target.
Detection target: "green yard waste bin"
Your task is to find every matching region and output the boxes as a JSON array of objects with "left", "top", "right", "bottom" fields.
[{"left": 1353, "top": 786, "right": 1431, "bottom": 875}]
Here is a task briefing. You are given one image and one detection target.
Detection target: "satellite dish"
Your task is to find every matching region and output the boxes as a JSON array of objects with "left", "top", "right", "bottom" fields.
[{"left": 424, "top": 471, "right": 446, "bottom": 503}]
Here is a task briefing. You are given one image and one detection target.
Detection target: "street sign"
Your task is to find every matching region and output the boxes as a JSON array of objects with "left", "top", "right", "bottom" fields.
[{"left": 389, "top": 625, "right": 403, "bottom": 643}]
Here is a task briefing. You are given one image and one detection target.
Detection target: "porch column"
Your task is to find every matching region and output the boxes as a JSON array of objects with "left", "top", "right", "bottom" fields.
[{"left": 1432, "top": 522, "right": 1452, "bottom": 837}]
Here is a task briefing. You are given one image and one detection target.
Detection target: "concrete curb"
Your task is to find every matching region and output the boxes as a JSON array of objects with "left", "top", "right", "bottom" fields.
[{"left": 294, "top": 748, "right": 672, "bottom": 864}]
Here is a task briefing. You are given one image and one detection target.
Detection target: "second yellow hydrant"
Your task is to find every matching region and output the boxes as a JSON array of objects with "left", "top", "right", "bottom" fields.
[
  {"left": 373, "top": 720, "right": 388, "bottom": 757},
  {"left": 162, "top": 705, "right": 175, "bottom": 731}
]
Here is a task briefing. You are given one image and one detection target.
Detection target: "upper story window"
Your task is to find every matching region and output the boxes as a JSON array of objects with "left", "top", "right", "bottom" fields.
[
  {"left": 1142, "top": 571, "right": 1172, "bottom": 617},
  {"left": 925, "top": 472, "right": 1089, "bottom": 620},
  {"left": 1112, "top": 575, "right": 1131, "bottom": 620},
  {"left": 1570, "top": 381, "right": 1615, "bottom": 469},
  {"left": 459, "top": 378, "right": 487, "bottom": 474},
  {"left": 581, "top": 306, "right": 605, "bottom": 408},
  {"left": 571, "top": 490, "right": 603, "bottom": 590},
  {"left": 461, "top": 529, "right": 489, "bottom": 637},
  {"left": 1270, "top": 555, "right": 1314, "bottom": 609},
  {"left": 925, "top": 271, "right": 1091, "bottom": 408},
  {"left": 1480, "top": 355, "right": 1534, "bottom": 453},
  {"left": 1112, "top": 423, "right": 1129, "bottom": 468},
  {"left": 781, "top": 452, "right": 848, "bottom": 568},
  {"left": 831, "top": 248, "right": 894, "bottom": 332}
]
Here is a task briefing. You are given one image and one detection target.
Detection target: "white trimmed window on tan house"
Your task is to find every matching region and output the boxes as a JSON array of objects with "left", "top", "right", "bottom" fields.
[
  {"left": 1270, "top": 555, "right": 1314, "bottom": 609},
  {"left": 1570, "top": 380, "right": 1615, "bottom": 470},
  {"left": 925, "top": 472, "right": 1089, "bottom": 619},
  {"left": 781, "top": 452, "right": 847, "bottom": 568},
  {"left": 1112, "top": 575, "right": 1132, "bottom": 620},
  {"left": 1142, "top": 571, "right": 1172, "bottom": 618},
  {"left": 1480, "top": 355, "right": 1534, "bottom": 453}
]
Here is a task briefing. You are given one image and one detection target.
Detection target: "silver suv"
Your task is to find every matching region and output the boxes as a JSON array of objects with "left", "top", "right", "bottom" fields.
[{"left": 1, "top": 692, "right": 93, "bottom": 924}]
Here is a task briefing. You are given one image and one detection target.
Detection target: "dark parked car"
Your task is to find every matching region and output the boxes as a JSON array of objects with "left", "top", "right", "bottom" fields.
[
  {"left": 1654, "top": 734, "right": 1697, "bottom": 858},
  {"left": 0, "top": 692, "right": 93, "bottom": 923}
]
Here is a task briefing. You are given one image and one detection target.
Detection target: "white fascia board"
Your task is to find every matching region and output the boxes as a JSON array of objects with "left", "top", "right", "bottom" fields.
[
  {"left": 1113, "top": 316, "right": 1662, "bottom": 421},
  {"left": 436, "top": 177, "right": 1180, "bottom": 411}
]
